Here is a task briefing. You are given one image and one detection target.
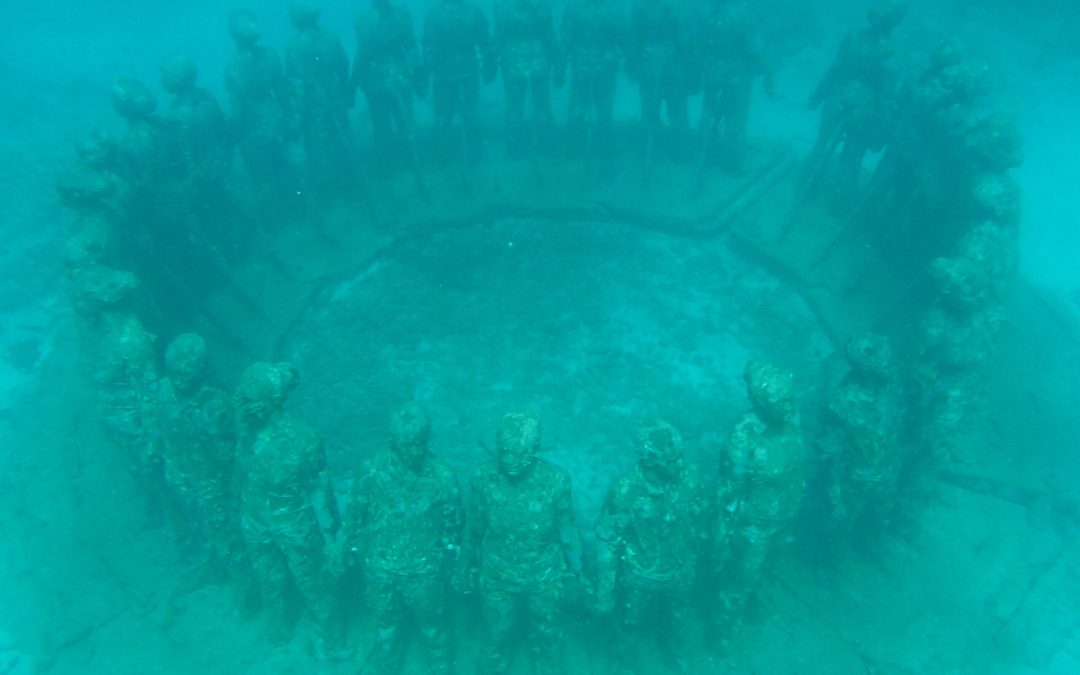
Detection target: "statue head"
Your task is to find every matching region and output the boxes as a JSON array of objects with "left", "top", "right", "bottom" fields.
[
  {"left": 389, "top": 403, "right": 431, "bottom": 470},
  {"left": 930, "top": 255, "right": 992, "bottom": 310},
  {"left": 70, "top": 265, "right": 140, "bottom": 317},
  {"left": 637, "top": 419, "right": 683, "bottom": 479},
  {"left": 844, "top": 333, "right": 895, "bottom": 381},
  {"left": 235, "top": 362, "right": 298, "bottom": 427},
  {"left": 160, "top": 56, "right": 198, "bottom": 95},
  {"left": 289, "top": 1, "right": 320, "bottom": 29},
  {"left": 111, "top": 78, "right": 157, "bottom": 121},
  {"left": 228, "top": 9, "right": 261, "bottom": 47},
  {"left": 165, "top": 333, "right": 208, "bottom": 394},
  {"left": 496, "top": 411, "right": 541, "bottom": 479},
  {"left": 744, "top": 360, "right": 796, "bottom": 426},
  {"left": 867, "top": 0, "right": 906, "bottom": 34}
]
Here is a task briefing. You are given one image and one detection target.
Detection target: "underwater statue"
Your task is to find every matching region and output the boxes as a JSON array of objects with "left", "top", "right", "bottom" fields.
[
  {"left": 93, "top": 315, "right": 162, "bottom": 507},
  {"left": 712, "top": 361, "right": 806, "bottom": 628},
  {"left": 224, "top": 9, "right": 299, "bottom": 217},
  {"left": 805, "top": 0, "right": 906, "bottom": 207},
  {"left": 818, "top": 333, "right": 906, "bottom": 546},
  {"left": 840, "top": 40, "right": 1021, "bottom": 266},
  {"left": 493, "top": 0, "right": 560, "bottom": 157},
  {"left": 422, "top": 0, "right": 496, "bottom": 164},
  {"left": 338, "top": 404, "right": 463, "bottom": 674},
  {"left": 112, "top": 75, "right": 238, "bottom": 301},
  {"left": 160, "top": 55, "right": 256, "bottom": 261},
  {"left": 110, "top": 77, "right": 177, "bottom": 191},
  {"left": 234, "top": 362, "right": 341, "bottom": 656},
  {"left": 914, "top": 251, "right": 1004, "bottom": 472},
  {"left": 157, "top": 333, "right": 252, "bottom": 597},
  {"left": 595, "top": 420, "right": 708, "bottom": 674},
  {"left": 560, "top": 0, "right": 626, "bottom": 158},
  {"left": 160, "top": 56, "right": 230, "bottom": 185},
  {"left": 352, "top": 0, "right": 422, "bottom": 170},
  {"left": 697, "top": 0, "right": 771, "bottom": 172},
  {"left": 286, "top": 2, "right": 354, "bottom": 198},
  {"left": 71, "top": 265, "right": 164, "bottom": 521},
  {"left": 628, "top": 0, "right": 694, "bottom": 160},
  {"left": 55, "top": 131, "right": 128, "bottom": 238},
  {"left": 462, "top": 412, "right": 582, "bottom": 675}
]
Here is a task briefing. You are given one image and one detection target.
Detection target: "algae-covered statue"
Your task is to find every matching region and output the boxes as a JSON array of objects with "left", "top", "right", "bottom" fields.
[
  {"left": 286, "top": 2, "right": 354, "bottom": 196},
  {"left": 595, "top": 420, "right": 708, "bottom": 673},
  {"left": 559, "top": 0, "right": 626, "bottom": 158},
  {"left": 712, "top": 361, "right": 805, "bottom": 625},
  {"left": 160, "top": 56, "right": 230, "bottom": 185},
  {"left": 697, "top": 0, "right": 771, "bottom": 171},
  {"left": 160, "top": 55, "right": 255, "bottom": 262},
  {"left": 55, "top": 132, "right": 128, "bottom": 233},
  {"left": 422, "top": 0, "right": 495, "bottom": 163},
  {"left": 818, "top": 333, "right": 905, "bottom": 545},
  {"left": 914, "top": 252, "right": 1004, "bottom": 469},
  {"left": 805, "top": 0, "right": 906, "bottom": 205},
  {"left": 338, "top": 404, "right": 463, "bottom": 674},
  {"left": 352, "top": 0, "right": 421, "bottom": 171},
  {"left": 493, "top": 0, "right": 560, "bottom": 157},
  {"left": 463, "top": 411, "right": 582, "bottom": 675},
  {"left": 234, "top": 362, "right": 341, "bottom": 656},
  {"left": 110, "top": 77, "right": 176, "bottom": 190},
  {"left": 628, "top": 0, "right": 694, "bottom": 159},
  {"left": 157, "top": 334, "right": 251, "bottom": 595},
  {"left": 71, "top": 265, "right": 164, "bottom": 520},
  {"left": 224, "top": 9, "right": 298, "bottom": 215}
]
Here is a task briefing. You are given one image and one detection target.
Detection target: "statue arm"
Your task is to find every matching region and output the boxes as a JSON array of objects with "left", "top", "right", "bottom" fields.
[
  {"left": 308, "top": 437, "right": 341, "bottom": 539},
  {"left": 491, "top": 0, "right": 507, "bottom": 55},
  {"left": 625, "top": 0, "right": 645, "bottom": 76},
  {"left": 612, "top": 6, "right": 629, "bottom": 60},
  {"left": 351, "top": 18, "right": 371, "bottom": 92},
  {"left": 808, "top": 35, "right": 850, "bottom": 109},
  {"left": 441, "top": 475, "right": 466, "bottom": 566},
  {"left": 458, "top": 473, "right": 488, "bottom": 592},
  {"left": 557, "top": 475, "right": 583, "bottom": 576},
  {"left": 593, "top": 485, "right": 625, "bottom": 611},
  {"left": 335, "top": 466, "right": 371, "bottom": 575},
  {"left": 422, "top": 11, "right": 436, "bottom": 67},
  {"left": 476, "top": 8, "right": 497, "bottom": 83},
  {"left": 712, "top": 436, "right": 748, "bottom": 567},
  {"left": 401, "top": 9, "right": 423, "bottom": 72},
  {"left": 542, "top": 2, "right": 560, "bottom": 65}
]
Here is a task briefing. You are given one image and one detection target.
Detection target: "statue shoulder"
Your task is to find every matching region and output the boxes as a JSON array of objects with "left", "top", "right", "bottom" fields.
[{"left": 535, "top": 458, "right": 570, "bottom": 490}]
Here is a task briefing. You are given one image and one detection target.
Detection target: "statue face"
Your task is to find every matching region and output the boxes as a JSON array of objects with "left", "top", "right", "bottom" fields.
[
  {"left": 496, "top": 412, "right": 541, "bottom": 479},
  {"left": 229, "top": 11, "right": 261, "bottom": 46},
  {"left": 638, "top": 420, "right": 682, "bottom": 478},
  {"left": 238, "top": 395, "right": 273, "bottom": 426},
  {"left": 745, "top": 361, "right": 795, "bottom": 426},
  {"left": 389, "top": 404, "right": 431, "bottom": 470},
  {"left": 845, "top": 333, "right": 894, "bottom": 378},
  {"left": 498, "top": 444, "right": 535, "bottom": 478},
  {"left": 390, "top": 426, "right": 428, "bottom": 469},
  {"left": 165, "top": 333, "right": 207, "bottom": 393},
  {"left": 236, "top": 362, "right": 297, "bottom": 426}
]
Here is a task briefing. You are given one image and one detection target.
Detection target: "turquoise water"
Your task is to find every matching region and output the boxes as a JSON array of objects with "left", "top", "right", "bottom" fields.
[{"left": 1, "top": 1, "right": 1079, "bottom": 673}]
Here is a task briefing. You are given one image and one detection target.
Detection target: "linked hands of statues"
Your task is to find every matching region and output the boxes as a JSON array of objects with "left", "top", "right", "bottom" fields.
[
  {"left": 453, "top": 563, "right": 479, "bottom": 595},
  {"left": 483, "top": 59, "right": 498, "bottom": 85},
  {"left": 594, "top": 587, "right": 615, "bottom": 615},
  {"left": 414, "top": 72, "right": 430, "bottom": 100},
  {"left": 326, "top": 536, "right": 356, "bottom": 579},
  {"left": 562, "top": 560, "right": 591, "bottom": 607}
]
